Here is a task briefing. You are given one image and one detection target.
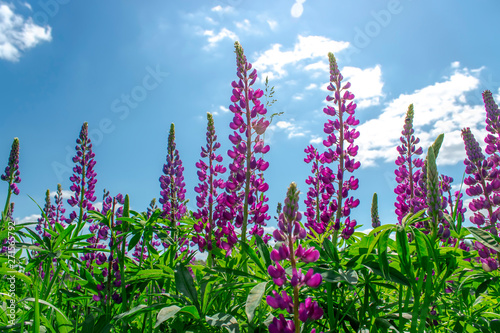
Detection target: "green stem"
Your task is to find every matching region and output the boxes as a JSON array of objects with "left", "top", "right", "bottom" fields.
[
  {"left": 33, "top": 285, "right": 40, "bottom": 333},
  {"left": 2, "top": 184, "right": 12, "bottom": 221},
  {"left": 327, "top": 283, "right": 335, "bottom": 330}
]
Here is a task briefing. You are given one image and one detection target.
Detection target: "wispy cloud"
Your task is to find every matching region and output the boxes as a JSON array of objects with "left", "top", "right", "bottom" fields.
[
  {"left": 253, "top": 35, "right": 349, "bottom": 80},
  {"left": 202, "top": 27, "right": 238, "bottom": 49},
  {"left": 267, "top": 20, "right": 277, "bottom": 30},
  {"left": 211, "top": 5, "right": 234, "bottom": 14},
  {"left": 0, "top": 3, "right": 51, "bottom": 61},
  {"left": 356, "top": 64, "right": 484, "bottom": 167},
  {"left": 270, "top": 120, "right": 307, "bottom": 139}
]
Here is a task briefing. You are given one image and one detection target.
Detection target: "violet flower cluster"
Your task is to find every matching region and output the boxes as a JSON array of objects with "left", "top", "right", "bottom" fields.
[
  {"left": 66, "top": 122, "right": 97, "bottom": 226},
  {"left": 304, "top": 52, "right": 360, "bottom": 242},
  {"left": 216, "top": 41, "right": 271, "bottom": 251},
  {"left": 2, "top": 138, "right": 20, "bottom": 220},
  {"left": 394, "top": 107, "right": 462, "bottom": 241},
  {"left": 267, "top": 182, "right": 323, "bottom": 333},
  {"left": 192, "top": 113, "right": 226, "bottom": 253},
  {"left": 461, "top": 127, "right": 499, "bottom": 271},
  {"left": 394, "top": 105, "right": 426, "bottom": 223},
  {"left": 159, "top": 123, "right": 187, "bottom": 222},
  {"left": 159, "top": 123, "right": 190, "bottom": 253}
]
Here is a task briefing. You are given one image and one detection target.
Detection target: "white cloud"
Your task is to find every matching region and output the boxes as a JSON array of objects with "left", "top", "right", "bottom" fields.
[
  {"left": 267, "top": 20, "right": 278, "bottom": 30},
  {"left": 310, "top": 63, "right": 384, "bottom": 108},
  {"left": 235, "top": 19, "right": 251, "bottom": 31},
  {"left": 309, "top": 136, "right": 322, "bottom": 144},
  {"left": 305, "top": 83, "right": 317, "bottom": 90},
  {"left": 253, "top": 35, "right": 349, "bottom": 79},
  {"left": 291, "top": 0, "right": 307, "bottom": 18},
  {"left": 341, "top": 65, "right": 384, "bottom": 108},
  {"left": 356, "top": 65, "right": 484, "bottom": 167},
  {"left": 16, "top": 214, "right": 41, "bottom": 224},
  {"left": 211, "top": 5, "right": 233, "bottom": 14},
  {"left": 271, "top": 120, "right": 307, "bottom": 138},
  {"left": 0, "top": 3, "right": 51, "bottom": 62},
  {"left": 219, "top": 105, "right": 229, "bottom": 113},
  {"left": 205, "top": 16, "right": 217, "bottom": 25},
  {"left": 451, "top": 61, "right": 460, "bottom": 69},
  {"left": 202, "top": 27, "right": 238, "bottom": 49},
  {"left": 293, "top": 94, "right": 303, "bottom": 100}
]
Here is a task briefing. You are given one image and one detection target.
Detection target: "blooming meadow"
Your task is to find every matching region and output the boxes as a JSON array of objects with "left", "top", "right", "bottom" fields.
[{"left": 1, "top": 42, "right": 499, "bottom": 332}]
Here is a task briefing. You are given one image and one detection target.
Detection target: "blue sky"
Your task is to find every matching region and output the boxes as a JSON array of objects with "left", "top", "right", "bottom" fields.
[{"left": 1, "top": 0, "right": 499, "bottom": 234}]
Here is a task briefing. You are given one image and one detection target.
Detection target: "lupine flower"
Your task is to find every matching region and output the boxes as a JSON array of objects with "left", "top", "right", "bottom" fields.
[
  {"left": 146, "top": 198, "right": 157, "bottom": 219},
  {"left": 66, "top": 123, "right": 97, "bottom": 228},
  {"left": 461, "top": 127, "right": 499, "bottom": 270},
  {"left": 54, "top": 184, "right": 66, "bottom": 225},
  {"left": 394, "top": 105, "right": 426, "bottom": 223},
  {"left": 36, "top": 189, "right": 55, "bottom": 238},
  {"left": 216, "top": 41, "right": 271, "bottom": 251},
  {"left": 267, "top": 182, "right": 323, "bottom": 332},
  {"left": 483, "top": 90, "right": 500, "bottom": 161},
  {"left": 159, "top": 123, "right": 187, "bottom": 222},
  {"left": 192, "top": 113, "right": 226, "bottom": 253},
  {"left": 2, "top": 138, "right": 20, "bottom": 219},
  {"left": 303, "top": 145, "right": 335, "bottom": 236},
  {"left": 159, "top": 123, "right": 190, "bottom": 254},
  {"left": 304, "top": 52, "right": 360, "bottom": 242}
]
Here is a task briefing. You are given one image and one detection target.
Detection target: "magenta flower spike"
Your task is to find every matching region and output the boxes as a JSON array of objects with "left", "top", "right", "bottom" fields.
[
  {"left": 36, "top": 189, "right": 56, "bottom": 238},
  {"left": 159, "top": 123, "right": 190, "bottom": 254},
  {"left": 483, "top": 90, "right": 500, "bottom": 162},
  {"left": 461, "top": 127, "right": 499, "bottom": 270},
  {"left": 67, "top": 123, "right": 98, "bottom": 235},
  {"left": 303, "top": 145, "right": 335, "bottom": 237},
  {"left": 267, "top": 182, "right": 323, "bottom": 333},
  {"left": 218, "top": 41, "right": 271, "bottom": 251},
  {"left": 1, "top": 137, "right": 20, "bottom": 220},
  {"left": 305, "top": 52, "right": 360, "bottom": 244},
  {"left": 394, "top": 104, "right": 426, "bottom": 223},
  {"left": 159, "top": 123, "right": 187, "bottom": 223},
  {"left": 192, "top": 113, "right": 226, "bottom": 254}
]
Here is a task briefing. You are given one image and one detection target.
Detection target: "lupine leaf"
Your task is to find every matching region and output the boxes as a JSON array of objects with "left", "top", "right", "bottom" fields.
[
  {"left": 245, "top": 282, "right": 267, "bottom": 322},
  {"left": 175, "top": 263, "right": 200, "bottom": 309},
  {"left": 155, "top": 305, "right": 181, "bottom": 328},
  {"left": 241, "top": 241, "right": 266, "bottom": 274},
  {"left": 467, "top": 227, "right": 500, "bottom": 252},
  {"left": 206, "top": 313, "right": 240, "bottom": 333},
  {"left": 255, "top": 235, "right": 272, "bottom": 269}
]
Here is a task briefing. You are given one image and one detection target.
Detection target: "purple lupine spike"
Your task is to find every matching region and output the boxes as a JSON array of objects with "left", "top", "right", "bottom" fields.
[
  {"left": 192, "top": 113, "right": 226, "bottom": 254},
  {"left": 461, "top": 127, "right": 499, "bottom": 270},
  {"left": 267, "top": 182, "right": 323, "bottom": 332},
  {"left": 2, "top": 138, "right": 20, "bottom": 219},
  {"left": 217, "top": 41, "right": 271, "bottom": 252},
  {"left": 54, "top": 184, "right": 66, "bottom": 226},
  {"left": 483, "top": 90, "right": 500, "bottom": 158},
  {"left": 303, "top": 145, "right": 335, "bottom": 236},
  {"left": 159, "top": 123, "right": 187, "bottom": 223},
  {"left": 66, "top": 123, "right": 97, "bottom": 230},
  {"left": 159, "top": 123, "right": 190, "bottom": 255},
  {"left": 146, "top": 198, "right": 157, "bottom": 219},
  {"left": 305, "top": 53, "right": 360, "bottom": 243},
  {"left": 394, "top": 104, "right": 426, "bottom": 223},
  {"left": 36, "top": 189, "right": 56, "bottom": 238}
]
